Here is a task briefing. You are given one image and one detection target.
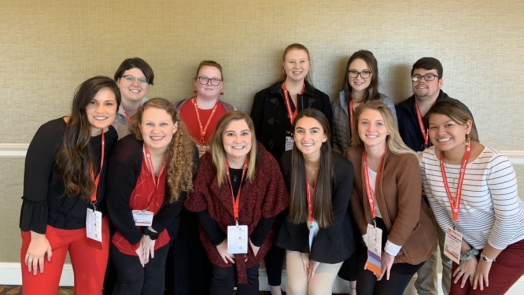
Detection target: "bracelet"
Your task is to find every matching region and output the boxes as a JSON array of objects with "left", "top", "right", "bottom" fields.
[
  {"left": 460, "top": 248, "right": 479, "bottom": 261},
  {"left": 143, "top": 227, "right": 159, "bottom": 240},
  {"left": 481, "top": 254, "right": 496, "bottom": 263}
]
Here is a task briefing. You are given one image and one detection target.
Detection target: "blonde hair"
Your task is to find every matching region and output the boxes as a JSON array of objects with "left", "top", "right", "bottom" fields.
[
  {"left": 130, "top": 98, "right": 194, "bottom": 202},
  {"left": 352, "top": 101, "right": 416, "bottom": 157},
  {"left": 282, "top": 43, "right": 314, "bottom": 87},
  {"left": 209, "top": 111, "right": 257, "bottom": 187}
]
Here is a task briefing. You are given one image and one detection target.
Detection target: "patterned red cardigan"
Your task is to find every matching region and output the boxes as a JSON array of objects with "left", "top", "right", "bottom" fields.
[{"left": 185, "top": 144, "right": 288, "bottom": 283}]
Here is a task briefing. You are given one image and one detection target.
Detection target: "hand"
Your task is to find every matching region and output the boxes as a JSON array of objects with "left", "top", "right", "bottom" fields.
[
  {"left": 25, "top": 231, "right": 52, "bottom": 275},
  {"left": 135, "top": 243, "right": 146, "bottom": 267},
  {"left": 378, "top": 252, "right": 395, "bottom": 281},
  {"left": 249, "top": 239, "right": 260, "bottom": 257},
  {"left": 308, "top": 260, "right": 320, "bottom": 281},
  {"left": 473, "top": 259, "right": 493, "bottom": 291},
  {"left": 141, "top": 234, "right": 156, "bottom": 265},
  {"left": 453, "top": 258, "right": 477, "bottom": 288},
  {"left": 216, "top": 240, "right": 235, "bottom": 264},
  {"left": 301, "top": 252, "right": 310, "bottom": 276}
]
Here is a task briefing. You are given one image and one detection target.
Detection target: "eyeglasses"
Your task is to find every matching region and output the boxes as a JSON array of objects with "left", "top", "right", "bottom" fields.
[
  {"left": 411, "top": 74, "right": 439, "bottom": 82},
  {"left": 122, "top": 75, "right": 148, "bottom": 85},
  {"left": 198, "top": 76, "right": 222, "bottom": 86},
  {"left": 348, "top": 70, "right": 372, "bottom": 79}
]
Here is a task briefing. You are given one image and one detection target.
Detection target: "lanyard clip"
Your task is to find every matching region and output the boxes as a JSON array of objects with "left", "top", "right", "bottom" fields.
[
  {"left": 91, "top": 202, "right": 97, "bottom": 212},
  {"left": 373, "top": 218, "right": 377, "bottom": 228},
  {"left": 235, "top": 218, "right": 239, "bottom": 227}
]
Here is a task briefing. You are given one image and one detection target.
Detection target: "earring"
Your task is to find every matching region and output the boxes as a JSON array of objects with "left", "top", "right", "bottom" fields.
[
  {"left": 465, "top": 132, "right": 470, "bottom": 145},
  {"left": 220, "top": 91, "right": 224, "bottom": 95},
  {"left": 193, "top": 89, "right": 197, "bottom": 94}
]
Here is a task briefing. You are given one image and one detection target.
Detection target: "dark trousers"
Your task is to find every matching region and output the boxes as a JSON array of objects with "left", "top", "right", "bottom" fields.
[
  {"left": 356, "top": 249, "right": 422, "bottom": 295},
  {"left": 449, "top": 238, "right": 524, "bottom": 295},
  {"left": 211, "top": 264, "right": 260, "bottom": 295},
  {"left": 264, "top": 244, "right": 286, "bottom": 286},
  {"left": 111, "top": 243, "right": 170, "bottom": 295}
]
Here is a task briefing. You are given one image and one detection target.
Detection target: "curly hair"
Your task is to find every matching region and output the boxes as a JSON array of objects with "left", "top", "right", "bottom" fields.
[
  {"left": 129, "top": 98, "right": 194, "bottom": 202},
  {"left": 55, "top": 76, "right": 121, "bottom": 201}
]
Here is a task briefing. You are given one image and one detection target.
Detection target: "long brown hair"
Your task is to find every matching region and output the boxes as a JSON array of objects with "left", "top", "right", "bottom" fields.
[
  {"left": 340, "top": 50, "right": 380, "bottom": 102},
  {"left": 130, "top": 98, "right": 195, "bottom": 202},
  {"left": 55, "top": 76, "right": 121, "bottom": 201},
  {"left": 424, "top": 99, "right": 479, "bottom": 142},
  {"left": 288, "top": 108, "right": 334, "bottom": 228},
  {"left": 209, "top": 111, "right": 257, "bottom": 187}
]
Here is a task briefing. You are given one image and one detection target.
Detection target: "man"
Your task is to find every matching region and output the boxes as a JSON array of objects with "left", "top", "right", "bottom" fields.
[{"left": 396, "top": 57, "right": 475, "bottom": 295}]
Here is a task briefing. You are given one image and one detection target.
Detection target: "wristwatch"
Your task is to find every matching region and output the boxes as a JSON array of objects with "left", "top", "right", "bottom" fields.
[
  {"left": 143, "top": 227, "right": 159, "bottom": 240},
  {"left": 481, "top": 254, "right": 496, "bottom": 263}
]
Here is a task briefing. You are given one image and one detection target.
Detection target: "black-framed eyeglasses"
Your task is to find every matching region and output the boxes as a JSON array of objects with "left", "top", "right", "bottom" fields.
[
  {"left": 348, "top": 70, "right": 372, "bottom": 79},
  {"left": 122, "top": 75, "right": 148, "bottom": 85},
  {"left": 198, "top": 77, "right": 222, "bottom": 86},
  {"left": 411, "top": 74, "right": 439, "bottom": 82}
]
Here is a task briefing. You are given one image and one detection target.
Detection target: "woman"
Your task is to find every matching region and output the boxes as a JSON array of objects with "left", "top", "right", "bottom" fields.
[
  {"left": 348, "top": 101, "right": 436, "bottom": 295},
  {"left": 175, "top": 60, "right": 236, "bottom": 157},
  {"left": 420, "top": 100, "right": 524, "bottom": 295},
  {"left": 20, "top": 76, "right": 120, "bottom": 295},
  {"left": 332, "top": 50, "right": 397, "bottom": 153},
  {"left": 169, "top": 60, "right": 235, "bottom": 295},
  {"left": 185, "top": 111, "right": 288, "bottom": 295},
  {"left": 251, "top": 43, "right": 332, "bottom": 294},
  {"left": 105, "top": 98, "right": 196, "bottom": 295},
  {"left": 113, "top": 57, "right": 155, "bottom": 139},
  {"left": 276, "top": 108, "right": 356, "bottom": 295}
]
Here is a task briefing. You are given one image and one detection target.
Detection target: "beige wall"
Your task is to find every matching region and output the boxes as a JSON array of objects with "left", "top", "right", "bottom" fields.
[{"left": 1, "top": 0, "right": 523, "bottom": 262}]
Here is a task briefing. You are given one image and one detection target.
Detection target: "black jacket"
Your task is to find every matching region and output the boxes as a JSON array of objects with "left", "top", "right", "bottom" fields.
[
  {"left": 395, "top": 90, "right": 476, "bottom": 152},
  {"left": 275, "top": 151, "right": 356, "bottom": 264},
  {"left": 250, "top": 81, "right": 333, "bottom": 162}
]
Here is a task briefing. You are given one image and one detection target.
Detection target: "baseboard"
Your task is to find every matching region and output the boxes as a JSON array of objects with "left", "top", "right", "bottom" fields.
[{"left": 3, "top": 263, "right": 523, "bottom": 294}]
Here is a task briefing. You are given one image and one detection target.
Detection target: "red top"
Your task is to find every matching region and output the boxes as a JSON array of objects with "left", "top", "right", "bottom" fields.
[
  {"left": 179, "top": 101, "right": 227, "bottom": 144},
  {"left": 112, "top": 156, "right": 170, "bottom": 255}
]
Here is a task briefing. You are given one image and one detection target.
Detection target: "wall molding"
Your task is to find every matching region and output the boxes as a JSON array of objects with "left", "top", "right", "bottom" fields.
[
  {"left": 1, "top": 262, "right": 523, "bottom": 294},
  {"left": 1, "top": 143, "right": 524, "bottom": 165}
]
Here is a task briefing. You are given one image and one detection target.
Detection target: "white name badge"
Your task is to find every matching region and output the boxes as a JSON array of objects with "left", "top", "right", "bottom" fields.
[
  {"left": 285, "top": 136, "right": 294, "bottom": 151},
  {"left": 444, "top": 227, "right": 463, "bottom": 264},
  {"left": 365, "top": 224, "right": 382, "bottom": 276},
  {"left": 227, "top": 225, "right": 248, "bottom": 254},
  {"left": 132, "top": 210, "right": 154, "bottom": 227},
  {"left": 86, "top": 209, "right": 102, "bottom": 242}
]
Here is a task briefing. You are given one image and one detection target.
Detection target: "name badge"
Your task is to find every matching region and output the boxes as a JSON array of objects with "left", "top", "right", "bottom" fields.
[
  {"left": 227, "top": 225, "right": 248, "bottom": 254},
  {"left": 86, "top": 208, "right": 102, "bottom": 242},
  {"left": 444, "top": 227, "right": 463, "bottom": 264},
  {"left": 365, "top": 224, "right": 382, "bottom": 276},
  {"left": 285, "top": 136, "right": 294, "bottom": 151},
  {"left": 132, "top": 210, "right": 154, "bottom": 227}
]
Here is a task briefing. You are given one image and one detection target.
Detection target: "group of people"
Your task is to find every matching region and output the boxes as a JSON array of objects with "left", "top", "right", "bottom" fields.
[{"left": 19, "top": 43, "right": 524, "bottom": 295}]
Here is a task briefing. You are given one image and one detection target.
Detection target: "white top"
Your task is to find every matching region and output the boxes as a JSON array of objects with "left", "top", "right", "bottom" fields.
[{"left": 420, "top": 145, "right": 524, "bottom": 250}]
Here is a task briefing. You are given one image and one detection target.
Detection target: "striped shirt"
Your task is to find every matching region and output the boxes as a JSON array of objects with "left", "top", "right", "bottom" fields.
[{"left": 420, "top": 145, "right": 524, "bottom": 250}]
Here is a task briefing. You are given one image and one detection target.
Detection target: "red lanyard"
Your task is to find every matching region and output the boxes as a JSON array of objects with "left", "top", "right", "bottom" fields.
[
  {"left": 226, "top": 159, "right": 248, "bottom": 224},
  {"left": 440, "top": 141, "right": 471, "bottom": 221},
  {"left": 89, "top": 131, "right": 105, "bottom": 208},
  {"left": 123, "top": 107, "right": 132, "bottom": 124},
  {"left": 192, "top": 97, "right": 218, "bottom": 144},
  {"left": 363, "top": 149, "right": 386, "bottom": 219},
  {"left": 142, "top": 144, "right": 166, "bottom": 209},
  {"left": 414, "top": 101, "right": 429, "bottom": 147},
  {"left": 306, "top": 172, "right": 315, "bottom": 224},
  {"left": 282, "top": 83, "right": 305, "bottom": 125}
]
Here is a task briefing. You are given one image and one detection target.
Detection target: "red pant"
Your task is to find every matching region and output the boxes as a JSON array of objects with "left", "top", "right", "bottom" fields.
[
  {"left": 450, "top": 238, "right": 524, "bottom": 295},
  {"left": 21, "top": 217, "right": 110, "bottom": 295}
]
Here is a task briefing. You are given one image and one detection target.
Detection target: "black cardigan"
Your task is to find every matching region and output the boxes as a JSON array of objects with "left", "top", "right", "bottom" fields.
[
  {"left": 250, "top": 80, "right": 333, "bottom": 162},
  {"left": 105, "top": 135, "right": 197, "bottom": 245},
  {"left": 275, "top": 151, "right": 356, "bottom": 263}
]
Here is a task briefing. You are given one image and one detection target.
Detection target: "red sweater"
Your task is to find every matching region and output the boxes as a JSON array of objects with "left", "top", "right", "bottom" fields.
[{"left": 185, "top": 144, "right": 288, "bottom": 283}]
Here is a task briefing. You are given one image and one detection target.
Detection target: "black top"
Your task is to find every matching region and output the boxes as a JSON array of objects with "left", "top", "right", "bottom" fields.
[
  {"left": 20, "top": 118, "right": 118, "bottom": 234},
  {"left": 276, "top": 151, "right": 356, "bottom": 263},
  {"left": 105, "top": 135, "right": 197, "bottom": 245},
  {"left": 196, "top": 166, "right": 275, "bottom": 248},
  {"left": 250, "top": 81, "right": 333, "bottom": 162}
]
